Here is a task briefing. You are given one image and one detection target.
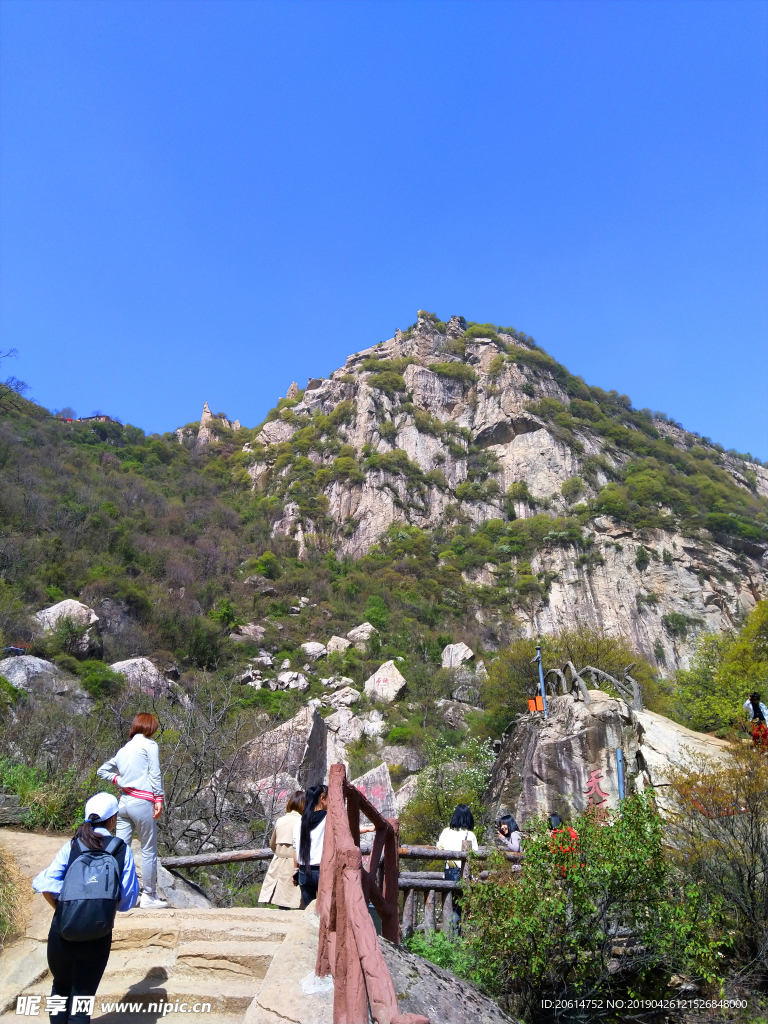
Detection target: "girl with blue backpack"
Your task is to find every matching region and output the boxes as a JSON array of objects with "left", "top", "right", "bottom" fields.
[{"left": 32, "top": 793, "right": 140, "bottom": 1024}]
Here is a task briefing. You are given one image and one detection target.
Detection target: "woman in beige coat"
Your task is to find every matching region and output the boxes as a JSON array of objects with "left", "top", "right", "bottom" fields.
[{"left": 259, "top": 791, "right": 305, "bottom": 909}]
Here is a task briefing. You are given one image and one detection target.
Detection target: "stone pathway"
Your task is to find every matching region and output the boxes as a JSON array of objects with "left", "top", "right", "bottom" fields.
[
  {"left": 1, "top": 830, "right": 514, "bottom": 1024},
  {"left": 0, "top": 831, "right": 302, "bottom": 1024}
]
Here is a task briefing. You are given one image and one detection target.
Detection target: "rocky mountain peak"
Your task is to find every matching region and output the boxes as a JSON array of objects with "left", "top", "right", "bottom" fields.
[{"left": 240, "top": 311, "right": 767, "bottom": 670}]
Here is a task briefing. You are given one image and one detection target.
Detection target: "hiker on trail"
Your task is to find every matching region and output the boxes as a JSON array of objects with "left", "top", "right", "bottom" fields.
[
  {"left": 259, "top": 790, "right": 305, "bottom": 910},
  {"left": 293, "top": 784, "right": 328, "bottom": 907},
  {"left": 497, "top": 814, "right": 522, "bottom": 853},
  {"left": 31, "top": 793, "right": 139, "bottom": 1024},
  {"left": 97, "top": 713, "right": 167, "bottom": 909},
  {"left": 437, "top": 804, "right": 479, "bottom": 883},
  {"left": 744, "top": 692, "right": 768, "bottom": 752}
]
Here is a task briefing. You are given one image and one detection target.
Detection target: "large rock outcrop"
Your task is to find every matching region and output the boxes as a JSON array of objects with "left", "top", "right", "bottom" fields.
[
  {"left": 34, "top": 599, "right": 99, "bottom": 633},
  {"left": 230, "top": 706, "right": 328, "bottom": 792},
  {"left": 486, "top": 690, "right": 733, "bottom": 824},
  {"left": 0, "top": 656, "right": 89, "bottom": 712},
  {"left": 110, "top": 657, "right": 174, "bottom": 698},
  {"left": 380, "top": 938, "right": 518, "bottom": 1024},
  {"left": 33, "top": 600, "right": 102, "bottom": 657}
]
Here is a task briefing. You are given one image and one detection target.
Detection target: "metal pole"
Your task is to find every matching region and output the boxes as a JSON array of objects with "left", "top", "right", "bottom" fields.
[
  {"left": 615, "top": 748, "right": 625, "bottom": 802},
  {"left": 535, "top": 644, "right": 548, "bottom": 720}
]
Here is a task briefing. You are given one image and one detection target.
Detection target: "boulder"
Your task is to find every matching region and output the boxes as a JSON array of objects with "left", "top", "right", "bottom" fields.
[
  {"left": 253, "top": 650, "right": 275, "bottom": 668},
  {"left": 326, "top": 635, "right": 352, "bottom": 655},
  {"left": 110, "top": 657, "right": 173, "bottom": 698},
  {"left": 346, "top": 622, "right": 379, "bottom": 650},
  {"left": 379, "top": 745, "right": 427, "bottom": 772},
  {"left": 34, "top": 599, "right": 99, "bottom": 634},
  {"left": 436, "top": 699, "right": 480, "bottom": 732},
  {"left": 321, "top": 686, "right": 360, "bottom": 710},
  {"left": 451, "top": 682, "right": 480, "bottom": 704},
  {"left": 286, "top": 381, "right": 299, "bottom": 399},
  {"left": 486, "top": 690, "right": 736, "bottom": 826},
  {"left": 633, "top": 709, "right": 732, "bottom": 810},
  {"left": 243, "top": 575, "right": 278, "bottom": 596},
  {"left": 300, "top": 641, "right": 327, "bottom": 661},
  {"left": 251, "top": 772, "right": 302, "bottom": 820},
  {"left": 363, "top": 660, "right": 407, "bottom": 703},
  {"left": 259, "top": 419, "right": 296, "bottom": 446},
  {"left": 237, "top": 665, "right": 263, "bottom": 686},
  {"left": 350, "top": 762, "right": 396, "bottom": 821},
  {"left": 441, "top": 641, "right": 474, "bottom": 669},
  {"left": 230, "top": 706, "right": 327, "bottom": 788},
  {"left": 230, "top": 622, "right": 266, "bottom": 644},
  {"left": 0, "top": 655, "right": 60, "bottom": 692},
  {"left": 394, "top": 774, "right": 420, "bottom": 814},
  {"left": 277, "top": 671, "right": 310, "bottom": 692},
  {"left": 325, "top": 708, "right": 365, "bottom": 768},
  {"left": 0, "top": 656, "right": 93, "bottom": 716},
  {"left": 379, "top": 938, "right": 518, "bottom": 1024},
  {"left": 33, "top": 599, "right": 102, "bottom": 657},
  {"left": 325, "top": 708, "right": 365, "bottom": 746},
  {"left": 321, "top": 675, "right": 356, "bottom": 690},
  {"left": 360, "top": 709, "right": 387, "bottom": 737}
]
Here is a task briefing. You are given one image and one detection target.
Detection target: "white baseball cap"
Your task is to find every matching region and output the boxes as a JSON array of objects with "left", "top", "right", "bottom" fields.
[{"left": 84, "top": 792, "right": 119, "bottom": 824}]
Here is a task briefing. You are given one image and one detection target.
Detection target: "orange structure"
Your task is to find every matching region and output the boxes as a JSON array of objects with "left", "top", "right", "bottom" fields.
[{"left": 316, "top": 763, "right": 429, "bottom": 1024}]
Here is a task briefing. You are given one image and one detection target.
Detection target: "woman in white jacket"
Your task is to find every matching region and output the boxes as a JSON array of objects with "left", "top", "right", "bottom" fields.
[{"left": 97, "top": 713, "right": 167, "bottom": 909}]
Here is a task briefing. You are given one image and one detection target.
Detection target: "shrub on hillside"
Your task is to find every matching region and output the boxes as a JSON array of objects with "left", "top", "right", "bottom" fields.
[
  {"left": 667, "top": 745, "right": 768, "bottom": 969},
  {"left": 463, "top": 796, "right": 724, "bottom": 1020},
  {"left": 430, "top": 363, "right": 478, "bottom": 385}
]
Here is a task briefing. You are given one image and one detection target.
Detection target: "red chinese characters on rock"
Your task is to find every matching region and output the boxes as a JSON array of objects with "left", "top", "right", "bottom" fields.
[{"left": 584, "top": 769, "right": 609, "bottom": 808}]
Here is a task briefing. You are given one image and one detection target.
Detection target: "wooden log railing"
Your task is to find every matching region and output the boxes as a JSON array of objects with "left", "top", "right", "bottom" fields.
[
  {"left": 160, "top": 836, "right": 523, "bottom": 945},
  {"left": 160, "top": 844, "right": 523, "bottom": 870},
  {"left": 315, "top": 763, "right": 429, "bottom": 1024}
]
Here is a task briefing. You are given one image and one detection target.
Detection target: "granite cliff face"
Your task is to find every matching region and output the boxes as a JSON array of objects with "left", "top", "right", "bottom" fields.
[{"left": 241, "top": 312, "right": 767, "bottom": 670}]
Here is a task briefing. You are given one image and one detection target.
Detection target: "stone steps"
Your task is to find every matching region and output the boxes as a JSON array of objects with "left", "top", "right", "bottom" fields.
[{"left": 4, "top": 907, "right": 304, "bottom": 1024}]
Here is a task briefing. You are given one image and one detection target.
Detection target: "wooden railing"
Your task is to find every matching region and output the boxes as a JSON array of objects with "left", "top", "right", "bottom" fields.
[
  {"left": 161, "top": 830, "right": 523, "bottom": 947},
  {"left": 161, "top": 844, "right": 523, "bottom": 870},
  {"left": 314, "top": 763, "right": 428, "bottom": 1024}
]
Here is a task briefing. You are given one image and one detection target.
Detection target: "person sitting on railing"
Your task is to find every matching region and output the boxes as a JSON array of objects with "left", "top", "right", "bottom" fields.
[
  {"left": 437, "top": 804, "right": 478, "bottom": 883},
  {"left": 259, "top": 790, "right": 305, "bottom": 911},
  {"left": 292, "top": 784, "right": 328, "bottom": 908},
  {"left": 496, "top": 814, "right": 522, "bottom": 853}
]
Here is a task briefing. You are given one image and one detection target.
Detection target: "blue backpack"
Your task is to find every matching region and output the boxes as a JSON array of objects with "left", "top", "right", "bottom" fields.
[{"left": 56, "top": 837, "right": 126, "bottom": 941}]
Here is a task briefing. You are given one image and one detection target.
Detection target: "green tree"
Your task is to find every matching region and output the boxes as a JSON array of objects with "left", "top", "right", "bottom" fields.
[
  {"left": 399, "top": 736, "right": 494, "bottom": 844},
  {"left": 560, "top": 476, "right": 584, "bottom": 503},
  {"left": 673, "top": 601, "right": 767, "bottom": 733},
  {"left": 363, "top": 594, "right": 389, "bottom": 632}
]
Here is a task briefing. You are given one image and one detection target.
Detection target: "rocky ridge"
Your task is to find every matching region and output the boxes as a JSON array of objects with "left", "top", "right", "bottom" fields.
[{"left": 233, "top": 312, "right": 767, "bottom": 669}]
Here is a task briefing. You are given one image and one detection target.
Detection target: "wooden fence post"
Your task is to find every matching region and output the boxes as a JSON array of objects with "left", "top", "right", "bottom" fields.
[
  {"left": 441, "top": 891, "right": 453, "bottom": 935},
  {"left": 424, "top": 889, "right": 436, "bottom": 934},
  {"left": 402, "top": 887, "right": 415, "bottom": 940}
]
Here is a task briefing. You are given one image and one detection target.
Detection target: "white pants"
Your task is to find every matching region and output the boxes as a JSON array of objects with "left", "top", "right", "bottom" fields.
[{"left": 117, "top": 795, "right": 158, "bottom": 896}]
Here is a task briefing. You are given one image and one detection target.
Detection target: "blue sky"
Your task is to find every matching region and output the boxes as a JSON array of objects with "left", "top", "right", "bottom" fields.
[{"left": 1, "top": 0, "right": 766, "bottom": 456}]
